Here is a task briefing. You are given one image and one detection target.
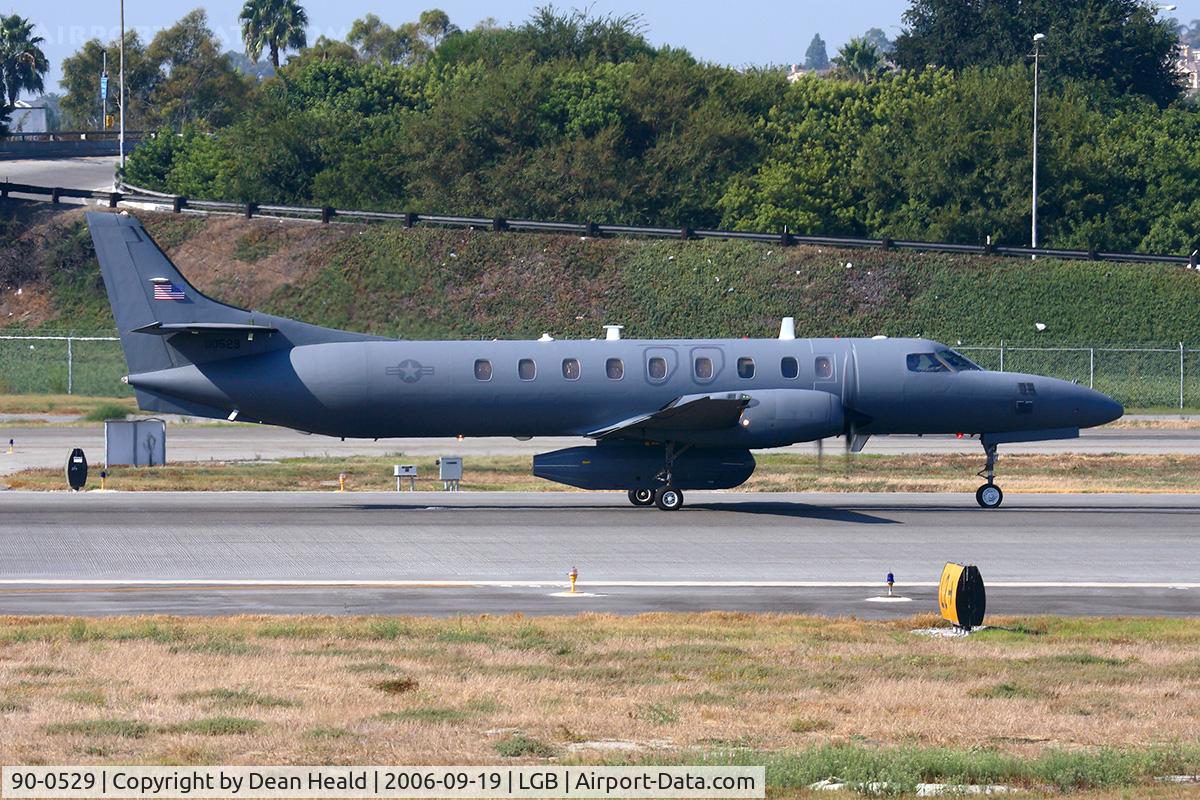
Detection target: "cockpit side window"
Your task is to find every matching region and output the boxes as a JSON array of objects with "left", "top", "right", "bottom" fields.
[
  {"left": 906, "top": 353, "right": 950, "bottom": 373},
  {"left": 937, "top": 349, "right": 982, "bottom": 371}
]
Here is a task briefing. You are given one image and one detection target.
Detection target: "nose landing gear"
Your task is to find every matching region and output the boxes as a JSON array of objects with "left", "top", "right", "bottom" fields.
[{"left": 975, "top": 443, "right": 1003, "bottom": 508}]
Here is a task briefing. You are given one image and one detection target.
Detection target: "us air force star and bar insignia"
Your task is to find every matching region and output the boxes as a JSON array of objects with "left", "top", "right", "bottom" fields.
[{"left": 386, "top": 359, "right": 436, "bottom": 383}]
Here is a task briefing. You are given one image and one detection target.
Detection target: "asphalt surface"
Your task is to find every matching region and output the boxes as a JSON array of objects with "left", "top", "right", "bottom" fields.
[
  {"left": 0, "top": 491, "right": 1196, "bottom": 617},
  {"left": 2, "top": 423, "right": 1198, "bottom": 476},
  {"left": 1, "top": 156, "right": 118, "bottom": 193}
]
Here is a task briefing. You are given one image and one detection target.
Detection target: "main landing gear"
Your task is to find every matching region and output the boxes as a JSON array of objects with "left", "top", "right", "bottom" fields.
[
  {"left": 627, "top": 442, "right": 688, "bottom": 511},
  {"left": 975, "top": 442, "right": 1003, "bottom": 509}
]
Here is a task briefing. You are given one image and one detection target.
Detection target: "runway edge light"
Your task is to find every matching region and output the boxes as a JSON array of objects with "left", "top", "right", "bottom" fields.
[{"left": 938, "top": 563, "right": 986, "bottom": 631}]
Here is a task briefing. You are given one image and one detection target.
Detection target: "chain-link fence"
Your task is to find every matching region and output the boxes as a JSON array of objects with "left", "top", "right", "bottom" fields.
[
  {"left": 0, "top": 333, "right": 1197, "bottom": 409},
  {"left": 959, "top": 344, "right": 1197, "bottom": 409},
  {"left": 0, "top": 334, "right": 130, "bottom": 397}
]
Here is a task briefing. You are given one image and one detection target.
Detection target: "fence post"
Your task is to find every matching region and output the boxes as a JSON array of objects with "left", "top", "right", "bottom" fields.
[
  {"left": 999, "top": 340, "right": 1005, "bottom": 372},
  {"left": 1089, "top": 348, "right": 1095, "bottom": 389},
  {"left": 67, "top": 336, "right": 73, "bottom": 395},
  {"left": 1181, "top": 342, "right": 1186, "bottom": 410}
]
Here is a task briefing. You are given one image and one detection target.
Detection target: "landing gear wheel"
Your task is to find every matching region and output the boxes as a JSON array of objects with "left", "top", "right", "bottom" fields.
[
  {"left": 654, "top": 487, "right": 684, "bottom": 511},
  {"left": 976, "top": 483, "right": 1003, "bottom": 509},
  {"left": 628, "top": 489, "right": 654, "bottom": 507}
]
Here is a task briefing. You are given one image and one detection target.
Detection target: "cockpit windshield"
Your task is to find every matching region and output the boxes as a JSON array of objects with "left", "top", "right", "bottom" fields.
[
  {"left": 906, "top": 349, "right": 983, "bottom": 373},
  {"left": 906, "top": 353, "right": 950, "bottom": 373},
  {"left": 937, "top": 349, "right": 982, "bottom": 371}
]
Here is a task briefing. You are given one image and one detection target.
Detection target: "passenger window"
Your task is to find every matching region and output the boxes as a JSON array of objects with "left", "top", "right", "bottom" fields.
[
  {"left": 781, "top": 357, "right": 798, "bottom": 379},
  {"left": 562, "top": 358, "right": 580, "bottom": 380},
  {"left": 737, "top": 357, "right": 755, "bottom": 379},
  {"left": 906, "top": 353, "right": 950, "bottom": 373},
  {"left": 694, "top": 357, "right": 713, "bottom": 380},
  {"left": 518, "top": 358, "right": 537, "bottom": 380},
  {"left": 815, "top": 356, "right": 834, "bottom": 379},
  {"left": 648, "top": 356, "right": 667, "bottom": 381},
  {"left": 606, "top": 358, "right": 624, "bottom": 380},
  {"left": 474, "top": 359, "right": 492, "bottom": 381}
]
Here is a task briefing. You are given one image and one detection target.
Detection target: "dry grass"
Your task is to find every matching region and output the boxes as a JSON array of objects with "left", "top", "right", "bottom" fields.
[
  {"left": 2, "top": 614, "right": 1200, "bottom": 783},
  {"left": 0, "top": 394, "right": 137, "bottom": 417},
  {"left": 5, "top": 452, "right": 1200, "bottom": 493}
]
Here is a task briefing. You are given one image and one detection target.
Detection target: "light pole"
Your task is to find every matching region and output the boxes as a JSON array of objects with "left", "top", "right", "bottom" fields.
[
  {"left": 119, "top": 0, "right": 125, "bottom": 171},
  {"left": 1031, "top": 32, "right": 1045, "bottom": 252}
]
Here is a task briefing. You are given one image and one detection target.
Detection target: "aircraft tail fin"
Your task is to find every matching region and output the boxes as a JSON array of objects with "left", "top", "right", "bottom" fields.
[{"left": 86, "top": 211, "right": 261, "bottom": 375}]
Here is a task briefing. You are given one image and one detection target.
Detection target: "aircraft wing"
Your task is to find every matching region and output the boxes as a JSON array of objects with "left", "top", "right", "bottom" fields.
[{"left": 588, "top": 393, "right": 751, "bottom": 440}]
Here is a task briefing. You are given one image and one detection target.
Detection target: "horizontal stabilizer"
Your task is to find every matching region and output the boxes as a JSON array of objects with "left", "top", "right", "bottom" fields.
[
  {"left": 588, "top": 393, "right": 751, "bottom": 440},
  {"left": 132, "top": 322, "right": 279, "bottom": 336}
]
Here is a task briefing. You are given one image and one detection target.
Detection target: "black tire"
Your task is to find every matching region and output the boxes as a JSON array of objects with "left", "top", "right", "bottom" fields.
[
  {"left": 654, "top": 487, "right": 684, "bottom": 511},
  {"left": 975, "top": 483, "right": 1003, "bottom": 509},
  {"left": 628, "top": 488, "right": 655, "bottom": 507}
]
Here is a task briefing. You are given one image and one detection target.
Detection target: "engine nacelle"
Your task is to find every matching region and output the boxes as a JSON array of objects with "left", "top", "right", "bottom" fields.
[{"left": 742, "top": 388, "right": 845, "bottom": 447}]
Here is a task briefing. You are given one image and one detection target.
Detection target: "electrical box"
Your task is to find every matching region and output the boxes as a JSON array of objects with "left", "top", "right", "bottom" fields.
[
  {"left": 437, "top": 457, "right": 463, "bottom": 481},
  {"left": 105, "top": 419, "right": 166, "bottom": 467}
]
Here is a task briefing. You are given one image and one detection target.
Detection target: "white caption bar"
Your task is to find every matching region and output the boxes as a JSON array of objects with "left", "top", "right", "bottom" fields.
[{"left": 2, "top": 767, "right": 765, "bottom": 799}]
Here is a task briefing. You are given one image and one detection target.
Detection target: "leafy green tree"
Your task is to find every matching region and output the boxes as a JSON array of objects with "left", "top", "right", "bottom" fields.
[
  {"left": 347, "top": 14, "right": 418, "bottom": 65},
  {"left": 147, "top": 10, "right": 251, "bottom": 130},
  {"left": 862, "top": 27, "right": 894, "bottom": 55},
  {"left": 893, "top": 0, "right": 1183, "bottom": 106},
  {"left": 834, "top": 37, "right": 886, "bottom": 82},
  {"left": 239, "top": 0, "right": 308, "bottom": 69},
  {"left": 60, "top": 32, "right": 157, "bottom": 129},
  {"left": 0, "top": 15, "right": 48, "bottom": 106},
  {"left": 804, "top": 34, "right": 829, "bottom": 71}
]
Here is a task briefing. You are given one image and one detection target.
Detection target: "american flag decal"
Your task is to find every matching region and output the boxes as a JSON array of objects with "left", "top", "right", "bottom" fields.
[{"left": 152, "top": 282, "right": 186, "bottom": 301}]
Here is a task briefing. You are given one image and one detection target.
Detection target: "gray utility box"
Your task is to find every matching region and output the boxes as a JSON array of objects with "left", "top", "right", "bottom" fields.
[
  {"left": 437, "top": 457, "right": 463, "bottom": 481},
  {"left": 105, "top": 419, "right": 166, "bottom": 467}
]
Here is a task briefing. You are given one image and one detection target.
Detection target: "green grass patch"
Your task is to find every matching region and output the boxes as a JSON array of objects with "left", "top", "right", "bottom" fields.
[
  {"left": 375, "top": 707, "right": 471, "bottom": 724},
  {"left": 177, "top": 688, "right": 297, "bottom": 708},
  {"left": 62, "top": 689, "right": 107, "bottom": 706},
  {"left": 664, "top": 743, "right": 1200, "bottom": 793},
  {"left": 81, "top": 402, "right": 130, "bottom": 422},
  {"left": 789, "top": 717, "right": 834, "bottom": 733},
  {"left": 0, "top": 699, "right": 28, "bottom": 713},
  {"left": 968, "top": 682, "right": 1051, "bottom": 700},
  {"left": 167, "top": 640, "right": 263, "bottom": 656},
  {"left": 638, "top": 703, "right": 679, "bottom": 726},
  {"left": 44, "top": 718, "right": 151, "bottom": 738},
  {"left": 373, "top": 677, "right": 419, "bottom": 695},
  {"left": 166, "top": 716, "right": 262, "bottom": 736},
  {"left": 494, "top": 734, "right": 557, "bottom": 758}
]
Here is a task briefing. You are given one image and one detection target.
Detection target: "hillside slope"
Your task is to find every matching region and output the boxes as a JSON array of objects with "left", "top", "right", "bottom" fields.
[{"left": 3, "top": 203, "right": 1200, "bottom": 346}]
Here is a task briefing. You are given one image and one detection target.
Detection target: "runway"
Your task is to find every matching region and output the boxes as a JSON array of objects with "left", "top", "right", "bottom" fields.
[
  {"left": 2, "top": 422, "right": 1197, "bottom": 475},
  {"left": 0, "top": 491, "right": 1196, "bottom": 617}
]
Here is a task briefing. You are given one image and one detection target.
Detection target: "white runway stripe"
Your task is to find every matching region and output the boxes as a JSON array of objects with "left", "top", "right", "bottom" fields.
[{"left": 0, "top": 579, "right": 1194, "bottom": 589}]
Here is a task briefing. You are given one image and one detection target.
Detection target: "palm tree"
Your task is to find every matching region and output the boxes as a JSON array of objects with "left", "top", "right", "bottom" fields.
[
  {"left": 239, "top": 0, "right": 308, "bottom": 69},
  {"left": 0, "top": 15, "right": 48, "bottom": 106},
  {"left": 833, "top": 37, "right": 886, "bottom": 82}
]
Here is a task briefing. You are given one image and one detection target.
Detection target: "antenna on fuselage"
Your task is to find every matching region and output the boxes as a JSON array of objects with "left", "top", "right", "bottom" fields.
[
  {"left": 779, "top": 317, "right": 795, "bottom": 340},
  {"left": 603, "top": 324, "right": 623, "bottom": 341}
]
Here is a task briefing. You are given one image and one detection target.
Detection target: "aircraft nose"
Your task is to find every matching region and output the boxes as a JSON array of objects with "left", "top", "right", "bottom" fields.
[{"left": 1067, "top": 384, "right": 1124, "bottom": 428}]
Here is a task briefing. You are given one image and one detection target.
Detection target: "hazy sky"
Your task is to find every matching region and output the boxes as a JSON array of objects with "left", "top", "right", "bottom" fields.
[{"left": 16, "top": 0, "right": 1200, "bottom": 94}]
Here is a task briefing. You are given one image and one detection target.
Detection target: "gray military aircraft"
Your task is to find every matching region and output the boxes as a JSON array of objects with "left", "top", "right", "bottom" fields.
[{"left": 88, "top": 211, "right": 1123, "bottom": 510}]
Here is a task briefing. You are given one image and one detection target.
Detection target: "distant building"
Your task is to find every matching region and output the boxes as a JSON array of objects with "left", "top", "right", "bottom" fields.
[
  {"left": 787, "top": 64, "right": 807, "bottom": 83},
  {"left": 6, "top": 101, "right": 47, "bottom": 133},
  {"left": 1176, "top": 43, "right": 1200, "bottom": 94}
]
